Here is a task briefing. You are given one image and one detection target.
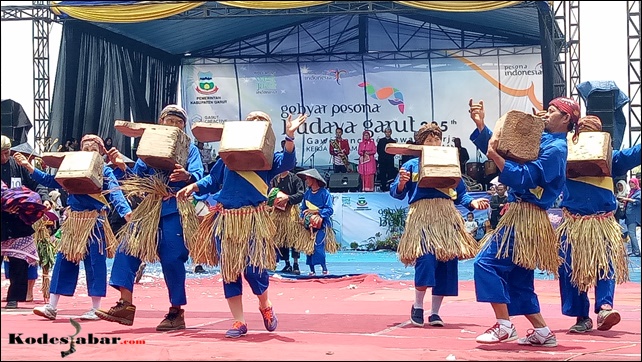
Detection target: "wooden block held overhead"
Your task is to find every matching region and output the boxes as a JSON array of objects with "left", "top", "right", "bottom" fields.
[
  {"left": 115, "top": 120, "right": 191, "bottom": 171},
  {"left": 418, "top": 146, "right": 461, "bottom": 189},
  {"left": 191, "top": 122, "right": 224, "bottom": 143},
  {"left": 567, "top": 132, "right": 612, "bottom": 178},
  {"left": 219, "top": 121, "right": 276, "bottom": 171},
  {"left": 495, "top": 110, "right": 544, "bottom": 163},
  {"left": 44, "top": 151, "right": 104, "bottom": 194}
]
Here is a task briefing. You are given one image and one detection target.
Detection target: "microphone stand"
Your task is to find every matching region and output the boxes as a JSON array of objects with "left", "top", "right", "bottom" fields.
[{"left": 303, "top": 148, "right": 320, "bottom": 168}]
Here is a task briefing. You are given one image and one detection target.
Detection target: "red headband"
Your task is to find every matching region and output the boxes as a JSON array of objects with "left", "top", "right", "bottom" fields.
[{"left": 549, "top": 97, "right": 580, "bottom": 125}]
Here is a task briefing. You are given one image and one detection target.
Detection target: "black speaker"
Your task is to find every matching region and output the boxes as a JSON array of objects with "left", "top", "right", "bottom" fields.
[
  {"left": 328, "top": 173, "right": 360, "bottom": 192},
  {"left": 586, "top": 90, "right": 617, "bottom": 141}
]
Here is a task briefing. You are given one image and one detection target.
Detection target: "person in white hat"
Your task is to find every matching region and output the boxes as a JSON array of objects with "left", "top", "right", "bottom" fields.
[{"left": 296, "top": 168, "right": 338, "bottom": 276}]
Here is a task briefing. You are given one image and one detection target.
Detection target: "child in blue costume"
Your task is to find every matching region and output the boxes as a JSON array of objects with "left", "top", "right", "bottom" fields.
[
  {"left": 470, "top": 97, "right": 579, "bottom": 347},
  {"left": 177, "top": 111, "right": 308, "bottom": 338},
  {"left": 557, "top": 115, "right": 641, "bottom": 333},
  {"left": 96, "top": 105, "right": 204, "bottom": 331},
  {"left": 16, "top": 135, "right": 132, "bottom": 321},
  {"left": 297, "top": 168, "right": 336, "bottom": 276},
  {"left": 389, "top": 123, "right": 489, "bottom": 328}
]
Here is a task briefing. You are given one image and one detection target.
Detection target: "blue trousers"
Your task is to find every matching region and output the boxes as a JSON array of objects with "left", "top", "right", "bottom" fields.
[
  {"left": 109, "top": 213, "right": 189, "bottom": 306},
  {"left": 474, "top": 228, "right": 541, "bottom": 316},
  {"left": 49, "top": 229, "right": 107, "bottom": 297},
  {"left": 558, "top": 235, "right": 615, "bottom": 317},
  {"left": 414, "top": 253, "right": 458, "bottom": 296},
  {"left": 306, "top": 227, "right": 327, "bottom": 270},
  {"left": 4, "top": 261, "right": 38, "bottom": 280},
  {"left": 215, "top": 237, "right": 270, "bottom": 299}
]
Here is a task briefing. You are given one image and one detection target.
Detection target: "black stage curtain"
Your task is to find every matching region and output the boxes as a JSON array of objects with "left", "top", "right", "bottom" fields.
[{"left": 49, "top": 21, "right": 180, "bottom": 158}]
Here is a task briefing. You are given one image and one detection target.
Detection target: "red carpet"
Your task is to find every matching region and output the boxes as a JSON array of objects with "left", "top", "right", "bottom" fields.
[{"left": 2, "top": 274, "right": 640, "bottom": 361}]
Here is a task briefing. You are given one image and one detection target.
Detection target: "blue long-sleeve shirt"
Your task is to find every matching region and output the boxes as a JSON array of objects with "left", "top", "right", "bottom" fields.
[
  {"left": 389, "top": 157, "right": 475, "bottom": 210},
  {"left": 31, "top": 166, "right": 131, "bottom": 218},
  {"left": 470, "top": 126, "right": 568, "bottom": 210},
  {"left": 195, "top": 149, "right": 296, "bottom": 209},
  {"left": 300, "top": 187, "right": 334, "bottom": 230},
  {"left": 561, "top": 144, "right": 641, "bottom": 215},
  {"left": 112, "top": 143, "right": 204, "bottom": 217}
]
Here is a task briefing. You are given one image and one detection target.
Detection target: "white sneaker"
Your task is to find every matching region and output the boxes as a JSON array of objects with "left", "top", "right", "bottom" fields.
[
  {"left": 80, "top": 308, "right": 100, "bottom": 320},
  {"left": 476, "top": 323, "right": 518, "bottom": 344},
  {"left": 517, "top": 329, "right": 558, "bottom": 347},
  {"left": 33, "top": 304, "right": 57, "bottom": 320}
]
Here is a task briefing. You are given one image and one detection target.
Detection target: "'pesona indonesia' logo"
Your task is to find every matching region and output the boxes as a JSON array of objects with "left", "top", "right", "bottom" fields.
[{"left": 195, "top": 71, "right": 219, "bottom": 95}]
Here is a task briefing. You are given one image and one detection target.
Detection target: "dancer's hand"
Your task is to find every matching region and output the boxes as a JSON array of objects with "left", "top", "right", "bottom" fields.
[
  {"left": 176, "top": 183, "right": 199, "bottom": 200},
  {"left": 13, "top": 152, "right": 35, "bottom": 173},
  {"left": 124, "top": 212, "right": 132, "bottom": 222},
  {"left": 169, "top": 164, "right": 191, "bottom": 182},
  {"left": 106, "top": 147, "right": 126, "bottom": 171},
  {"left": 285, "top": 113, "right": 308, "bottom": 138},
  {"left": 471, "top": 198, "right": 490, "bottom": 210},
  {"left": 469, "top": 99, "right": 485, "bottom": 131},
  {"left": 397, "top": 168, "right": 411, "bottom": 189}
]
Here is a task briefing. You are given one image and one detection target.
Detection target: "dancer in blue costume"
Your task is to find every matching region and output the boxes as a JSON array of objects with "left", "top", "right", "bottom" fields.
[
  {"left": 15, "top": 135, "right": 132, "bottom": 321},
  {"left": 177, "top": 111, "right": 308, "bottom": 338},
  {"left": 296, "top": 168, "right": 337, "bottom": 276},
  {"left": 470, "top": 97, "right": 579, "bottom": 347},
  {"left": 557, "top": 115, "right": 641, "bottom": 334},
  {"left": 97, "top": 105, "right": 204, "bottom": 331},
  {"left": 389, "top": 123, "right": 489, "bottom": 328}
]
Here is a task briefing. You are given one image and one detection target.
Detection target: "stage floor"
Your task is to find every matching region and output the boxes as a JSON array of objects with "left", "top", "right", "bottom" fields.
[{"left": 2, "top": 273, "right": 640, "bottom": 361}]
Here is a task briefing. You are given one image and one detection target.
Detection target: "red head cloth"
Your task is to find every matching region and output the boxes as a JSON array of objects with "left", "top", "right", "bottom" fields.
[
  {"left": 362, "top": 130, "right": 373, "bottom": 139},
  {"left": 630, "top": 177, "right": 640, "bottom": 191},
  {"left": 549, "top": 97, "right": 581, "bottom": 141},
  {"left": 80, "top": 134, "right": 106, "bottom": 155}
]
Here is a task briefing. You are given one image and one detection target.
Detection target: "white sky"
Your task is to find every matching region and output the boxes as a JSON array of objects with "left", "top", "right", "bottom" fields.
[{"left": 0, "top": 1, "right": 634, "bottom": 146}]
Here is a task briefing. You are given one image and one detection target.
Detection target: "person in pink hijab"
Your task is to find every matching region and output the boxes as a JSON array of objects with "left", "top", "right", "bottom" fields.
[
  {"left": 357, "top": 130, "right": 377, "bottom": 192},
  {"left": 621, "top": 177, "right": 641, "bottom": 256}
]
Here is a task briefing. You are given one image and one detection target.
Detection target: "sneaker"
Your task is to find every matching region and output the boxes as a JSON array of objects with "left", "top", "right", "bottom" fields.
[
  {"left": 293, "top": 263, "right": 300, "bottom": 275},
  {"left": 5, "top": 301, "right": 18, "bottom": 309},
  {"left": 134, "top": 263, "right": 146, "bottom": 284},
  {"left": 569, "top": 317, "right": 593, "bottom": 333},
  {"left": 517, "top": 329, "right": 558, "bottom": 347},
  {"left": 322, "top": 270, "right": 329, "bottom": 275},
  {"left": 308, "top": 272, "right": 316, "bottom": 276},
  {"left": 260, "top": 305, "right": 278, "bottom": 332},
  {"left": 597, "top": 309, "right": 621, "bottom": 331},
  {"left": 410, "top": 306, "right": 424, "bottom": 327},
  {"left": 80, "top": 308, "right": 100, "bottom": 321},
  {"left": 428, "top": 314, "right": 444, "bottom": 327},
  {"left": 95, "top": 300, "right": 136, "bottom": 326},
  {"left": 33, "top": 304, "right": 57, "bottom": 320},
  {"left": 225, "top": 321, "right": 248, "bottom": 338},
  {"left": 156, "top": 307, "right": 186, "bottom": 331},
  {"left": 280, "top": 265, "right": 293, "bottom": 273},
  {"left": 476, "top": 323, "right": 518, "bottom": 344}
]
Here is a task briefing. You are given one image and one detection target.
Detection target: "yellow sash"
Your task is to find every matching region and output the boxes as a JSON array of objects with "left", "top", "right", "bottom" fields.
[
  {"left": 237, "top": 171, "right": 268, "bottom": 197},
  {"left": 570, "top": 176, "right": 614, "bottom": 192},
  {"left": 89, "top": 193, "right": 110, "bottom": 208},
  {"left": 305, "top": 200, "right": 319, "bottom": 211}
]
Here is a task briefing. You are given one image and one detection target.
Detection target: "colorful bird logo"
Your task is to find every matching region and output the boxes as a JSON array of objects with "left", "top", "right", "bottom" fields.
[
  {"left": 328, "top": 69, "right": 347, "bottom": 85},
  {"left": 358, "top": 82, "right": 405, "bottom": 114}
]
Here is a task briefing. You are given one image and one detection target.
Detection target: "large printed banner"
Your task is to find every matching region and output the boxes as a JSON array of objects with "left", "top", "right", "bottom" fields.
[
  {"left": 330, "top": 191, "right": 493, "bottom": 248},
  {"left": 181, "top": 48, "right": 543, "bottom": 167}
]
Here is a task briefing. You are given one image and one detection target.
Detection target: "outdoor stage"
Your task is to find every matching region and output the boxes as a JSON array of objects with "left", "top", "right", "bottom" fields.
[{"left": 1, "top": 273, "right": 640, "bottom": 361}]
